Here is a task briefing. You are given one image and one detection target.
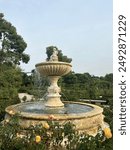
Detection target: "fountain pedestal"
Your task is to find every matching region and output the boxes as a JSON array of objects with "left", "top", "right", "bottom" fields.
[
  {"left": 35, "top": 48, "right": 72, "bottom": 108},
  {"left": 45, "top": 76, "right": 64, "bottom": 107}
]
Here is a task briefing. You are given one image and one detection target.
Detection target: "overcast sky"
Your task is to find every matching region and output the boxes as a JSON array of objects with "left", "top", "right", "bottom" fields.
[{"left": 0, "top": 0, "right": 112, "bottom": 76}]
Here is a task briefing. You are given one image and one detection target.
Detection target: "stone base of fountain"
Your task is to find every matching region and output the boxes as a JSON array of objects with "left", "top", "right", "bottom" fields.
[
  {"left": 45, "top": 95, "right": 64, "bottom": 107},
  {"left": 5, "top": 101, "right": 104, "bottom": 135}
]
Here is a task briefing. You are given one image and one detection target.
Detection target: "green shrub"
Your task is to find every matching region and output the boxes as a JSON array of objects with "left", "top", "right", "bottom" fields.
[
  {"left": 0, "top": 65, "right": 21, "bottom": 121},
  {"left": 0, "top": 115, "right": 112, "bottom": 150}
]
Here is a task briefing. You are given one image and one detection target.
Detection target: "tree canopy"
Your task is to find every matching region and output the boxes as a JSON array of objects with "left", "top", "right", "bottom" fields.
[
  {"left": 0, "top": 13, "right": 30, "bottom": 65},
  {"left": 0, "top": 13, "right": 30, "bottom": 120}
]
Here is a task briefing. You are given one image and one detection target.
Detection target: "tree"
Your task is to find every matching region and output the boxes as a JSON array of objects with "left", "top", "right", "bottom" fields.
[
  {"left": 75, "top": 73, "right": 92, "bottom": 84},
  {"left": 0, "top": 13, "right": 30, "bottom": 120},
  {"left": 0, "top": 13, "right": 30, "bottom": 65},
  {"left": 46, "top": 46, "right": 72, "bottom": 63},
  {"left": 104, "top": 73, "right": 113, "bottom": 83},
  {"left": 63, "top": 72, "right": 77, "bottom": 84},
  {"left": 0, "top": 64, "right": 22, "bottom": 120}
]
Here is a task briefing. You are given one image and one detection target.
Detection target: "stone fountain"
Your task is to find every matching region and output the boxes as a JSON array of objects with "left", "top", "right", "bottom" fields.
[
  {"left": 35, "top": 48, "right": 71, "bottom": 107},
  {"left": 5, "top": 48, "right": 104, "bottom": 135}
]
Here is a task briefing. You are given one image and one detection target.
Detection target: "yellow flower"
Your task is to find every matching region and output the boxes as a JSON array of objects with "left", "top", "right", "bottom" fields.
[
  {"left": 35, "top": 135, "right": 41, "bottom": 143},
  {"left": 43, "top": 122, "right": 50, "bottom": 129},
  {"left": 103, "top": 127, "right": 112, "bottom": 139},
  {"left": 5, "top": 119, "right": 9, "bottom": 123},
  {"left": 9, "top": 110, "right": 15, "bottom": 115},
  {"left": 48, "top": 115, "right": 55, "bottom": 120},
  {"left": 16, "top": 133, "right": 24, "bottom": 138},
  {"left": 16, "top": 133, "right": 20, "bottom": 137},
  {"left": 31, "top": 122, "right": 36, "bottom": 127}
]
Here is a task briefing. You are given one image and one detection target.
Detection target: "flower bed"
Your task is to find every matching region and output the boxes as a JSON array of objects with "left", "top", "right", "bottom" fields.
[{"left": 0, "top": 115, "right": 112, "bottom": 150}]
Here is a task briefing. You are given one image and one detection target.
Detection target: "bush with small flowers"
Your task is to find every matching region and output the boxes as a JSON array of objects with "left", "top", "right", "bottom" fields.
[{"left": 0, "top": 114, "right": 112, "bottom": 150}]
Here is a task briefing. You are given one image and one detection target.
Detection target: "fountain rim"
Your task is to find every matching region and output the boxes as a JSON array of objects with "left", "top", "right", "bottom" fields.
[
  {"left": 5, "top": 101, "right": 103, "bottom": 121},
  {"left": 35, "top": 61, "right": 72, "bottom": 67}
]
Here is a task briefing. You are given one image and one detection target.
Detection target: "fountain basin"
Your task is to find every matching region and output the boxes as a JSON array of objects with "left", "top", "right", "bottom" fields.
[{"left": 5, "top": 101, "right": 104, "bottom": 135}]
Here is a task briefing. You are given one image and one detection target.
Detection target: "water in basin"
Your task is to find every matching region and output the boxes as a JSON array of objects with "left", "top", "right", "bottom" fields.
[{"left": 16, "top": 101, "right": 93, "bottom": 115}]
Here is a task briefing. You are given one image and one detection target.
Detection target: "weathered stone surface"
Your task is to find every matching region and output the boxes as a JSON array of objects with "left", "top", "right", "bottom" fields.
[{"left": 5, "top": 102, "right": 104, "bottom": 135}]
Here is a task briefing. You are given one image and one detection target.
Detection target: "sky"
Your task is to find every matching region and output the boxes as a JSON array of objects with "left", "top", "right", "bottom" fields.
[{"left": 0, "top": 0, "right": 112, "bottom": 76}]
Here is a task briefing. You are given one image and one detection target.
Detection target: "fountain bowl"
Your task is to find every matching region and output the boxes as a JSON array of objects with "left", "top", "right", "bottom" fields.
[{"left": 35, "top": 62, "right": 72, "bottom": 76}]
